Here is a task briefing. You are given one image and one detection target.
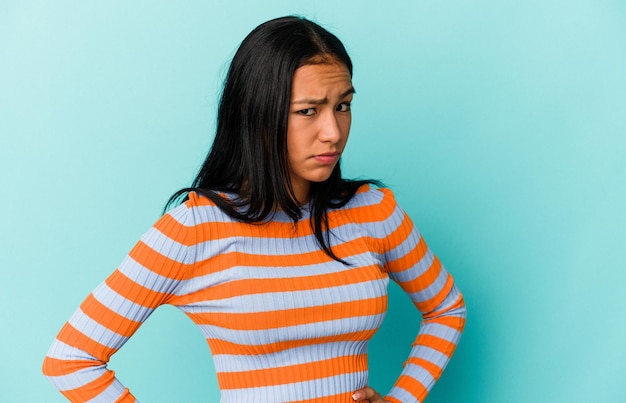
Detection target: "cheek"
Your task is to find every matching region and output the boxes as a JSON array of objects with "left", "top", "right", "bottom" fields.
[
  {"left": 286, "top": 122, "right": 299, "bottom": 152},
  {"left": 286, "top": 124, "right": 308, "bottom": 161},
  {"left": 340, "top": 116, "right": 352, "bottom": 140}
]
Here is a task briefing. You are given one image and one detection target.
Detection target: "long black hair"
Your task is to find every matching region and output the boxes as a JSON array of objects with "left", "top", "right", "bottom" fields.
[{"left": 166, "top": 16, "right": 380, "bottom": 263}]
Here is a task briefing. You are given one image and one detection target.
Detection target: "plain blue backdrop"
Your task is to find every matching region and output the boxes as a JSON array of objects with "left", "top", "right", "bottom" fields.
[{"left": 1, "top": 1, "right": 625, "bottom": 402}]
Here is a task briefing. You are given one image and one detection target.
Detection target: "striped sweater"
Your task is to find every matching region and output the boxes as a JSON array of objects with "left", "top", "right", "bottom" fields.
[{"left": 43, "top": 186, "right": 466, "bottom": 402}]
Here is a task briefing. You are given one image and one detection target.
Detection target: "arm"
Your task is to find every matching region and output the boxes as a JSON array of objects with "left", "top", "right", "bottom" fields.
[
  {"left": 42, "top": 203, "right": 196, "bottom": 402},
  {"left": 378, "top": 189, "right": 467, "bottom": 403}
]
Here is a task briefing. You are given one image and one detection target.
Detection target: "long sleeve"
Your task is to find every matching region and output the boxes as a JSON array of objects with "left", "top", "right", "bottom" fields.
[
  {"left": 42, "top": 203, "right": 195, "bottom": 402},
  {"left": 43, "top": 188, "right": 465, "bottom": 402},
  {"left": 377, "top": 189, "right": 466, "bottom": 403}
]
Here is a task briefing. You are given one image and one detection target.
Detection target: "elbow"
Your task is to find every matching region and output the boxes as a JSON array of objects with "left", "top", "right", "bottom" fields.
[
  {"left": 456, "top": 294, "right": 467, "bottom": 330},
  {"left": 42, "top": 354, "right": 62, "bottom": 379},
  {"left": 422, "top": 290, "right": 467, "bottom": 333},
  {"left": 456, "top": 293, "right": 467, "bottom": 319}
]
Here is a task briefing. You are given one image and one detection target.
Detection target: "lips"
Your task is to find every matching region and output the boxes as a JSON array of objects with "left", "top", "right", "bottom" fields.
[{"left": 313, "top": 152, "right": 340, "bottom": 164}]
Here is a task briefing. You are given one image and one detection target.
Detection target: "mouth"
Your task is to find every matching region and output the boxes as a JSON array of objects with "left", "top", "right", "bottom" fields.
[{"left": 313, "top": 152, "right": 341, "bottom": 164}]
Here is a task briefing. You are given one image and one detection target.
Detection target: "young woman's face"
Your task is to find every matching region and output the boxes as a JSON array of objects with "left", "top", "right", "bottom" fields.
[{"left": 287, "top": 62, "right": 354, "bottom": 203}]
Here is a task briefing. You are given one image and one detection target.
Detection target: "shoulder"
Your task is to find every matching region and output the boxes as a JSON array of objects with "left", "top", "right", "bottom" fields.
[
  {"left": 327, "top": 185, "right": 412, "bottom": 248},
  {"left": 343, "top": 184, "right": 400, "bottom": 213},
  {"left": 176, "top": 191, "right": 233, "bottom": 222},
  {"left": 155, "top": 191, "right": 233, "bottom": 245},
  {"left": 331, "top": 184, "right": 403, "bottom": 227}
]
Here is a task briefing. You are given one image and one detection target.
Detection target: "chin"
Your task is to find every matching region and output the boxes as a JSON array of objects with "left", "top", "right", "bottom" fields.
[
  {"left": 308, "top": 173, "right": 334, "bottom": 184},
  {"left": 313, "top": 166, "right": 339, "bottom": 182}
]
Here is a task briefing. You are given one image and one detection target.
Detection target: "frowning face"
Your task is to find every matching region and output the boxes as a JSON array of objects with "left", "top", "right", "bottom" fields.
[{"left": 286, "top": 62, "right": 354, "bottom": 203}]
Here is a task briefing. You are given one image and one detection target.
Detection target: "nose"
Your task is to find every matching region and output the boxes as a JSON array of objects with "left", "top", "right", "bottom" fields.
[{"left": 317, "top": 111, "right": 342, "bottom": 143}]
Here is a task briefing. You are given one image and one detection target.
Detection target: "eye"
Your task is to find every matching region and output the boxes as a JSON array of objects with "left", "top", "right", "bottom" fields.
[
  {"left": 336, "top": 102, "right": 351, "bottom": 112},
  {"left": 297, "top": 108, "right": 316, "bottom": 116}
]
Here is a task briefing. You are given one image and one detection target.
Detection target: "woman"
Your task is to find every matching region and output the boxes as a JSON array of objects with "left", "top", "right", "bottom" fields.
[{"left": 43, "top": 16, "right": 466, "bottom": 402}]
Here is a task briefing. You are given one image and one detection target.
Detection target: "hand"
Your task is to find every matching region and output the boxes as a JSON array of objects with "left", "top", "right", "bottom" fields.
[{"left": 352, "top": 386, "right": 386, "bottom": 402}]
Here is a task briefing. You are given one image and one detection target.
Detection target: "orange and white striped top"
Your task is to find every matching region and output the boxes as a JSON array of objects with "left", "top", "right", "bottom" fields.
[{"left": 43, "top": 186, "right": 466, "bottom": 402}]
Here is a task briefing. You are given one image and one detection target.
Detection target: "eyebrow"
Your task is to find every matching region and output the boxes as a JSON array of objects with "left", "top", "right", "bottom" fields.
[{"left": 291, "top": 87, "right": 356, "bottom": 105}]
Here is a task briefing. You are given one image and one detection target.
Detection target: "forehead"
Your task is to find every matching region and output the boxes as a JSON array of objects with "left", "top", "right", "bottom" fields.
[{"left": 291, "top": 63, "right": 352, "bottom": 96}]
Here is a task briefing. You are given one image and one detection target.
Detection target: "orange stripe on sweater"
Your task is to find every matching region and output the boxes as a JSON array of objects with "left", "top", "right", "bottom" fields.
[
  {"left": 80, "top": 294, "right": 142, "bottom": 338},
  {"left": 105, "top": 269, "right": 172, "bottom": 308},
  {"left": 56, "top": 323, "right": 117, "bottom": 362},
  {"left": 152, "top": 213, "right": 198, "bottom": 245},
  {"left": 60, "top": 370, "right": 116, "bottom": 401},
  {"left": 208, "top": 329, "right": 377, "bottom": 356},
  {"left": 385, "top": 235, "right": 428, "bottom": 273},
  {"left": 413, "top": 334, "right": 457, "bottom": 358},
  {"left": 217, "top": 355, "right": 367, "bottom": 389},
  {"left": 158, "top": 206, "right": 379, "bottom": 246},
  {"left": 328, "top": 187, "right": 396, "bottom": 226},
  {"left": 290, "top": 391, "right": 357, "bottom": 403},
  {"left": 184, "top": 234, "right": 383, "bottom": 278},
  {"left": 405, "top": 357, "right": 443, "bottom": 380},
  {"left": 187, "top": 296, "right": 386, "bottom": 330},
  {"left": 382, "top": 213, "right": 415, "bottom": 251},
  {"left": 416, "top": 274, "right": 455, "bottom": 314},
  {"left": 394, "top": 374, "right": 429, "bottom": 402},
  {"left": 113, "top": 389, "right": 136, "bottom": 403},
  {"left": 42, "top": 357, "right": 101, "bottom": 377},
  {"left": 128, "top": 241, "right": 190, "bottom": 280},
  {"left": 155, "top": 214, "right": 315, "bottom": 244},
  {"left": 428, "top": 315, "right": 466, "bottom": 332},
  {"left": 175, "top": 264, "right": 386, "bottom": 304},
  {"left": 167, "top": 187, "right": 394, "bottom": 246},
  {"left": 215, "top": 247, "right": 369, "bottom": 278},
  {"left": 400, "top": 256, "right": 442, "bottom": 294}
]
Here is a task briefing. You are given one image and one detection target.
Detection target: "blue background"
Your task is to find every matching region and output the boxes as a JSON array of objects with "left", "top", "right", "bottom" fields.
[{"left": 1, "top": 1, "right": 625, "bottom": 402}]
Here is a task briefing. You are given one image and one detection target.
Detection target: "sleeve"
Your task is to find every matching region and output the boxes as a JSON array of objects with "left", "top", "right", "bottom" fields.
[
  {"left": 376, "top": 189, "right": 467, "bottom": 403},
  {"left": 42, "top": 202, "right": 197, "bottom": 402}
]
